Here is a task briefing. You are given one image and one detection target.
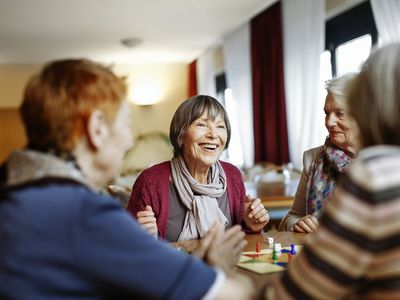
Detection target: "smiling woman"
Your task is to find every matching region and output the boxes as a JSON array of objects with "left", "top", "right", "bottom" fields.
[
  {"left": 127, "top": 95, "right": 270, "bottom": 241},
  {"left": 279, "top": 73, "right": 359, "bottom": 233}
]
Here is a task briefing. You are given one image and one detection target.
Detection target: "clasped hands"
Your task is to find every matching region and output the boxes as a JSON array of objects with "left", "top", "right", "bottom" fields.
[
  {"left": 293, "top": 215, "right": 319, "bottom": 233},
  {"left": 136, "top": 206, "right": 247, "bottom": 273}
]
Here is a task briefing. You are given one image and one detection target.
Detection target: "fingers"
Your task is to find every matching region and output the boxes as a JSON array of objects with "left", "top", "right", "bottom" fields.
[
  {"left": 136, "top": 206, "right": 157, "bottom": 237},
  {"left": 303, "top": 217, "right": 318, "bottom": 232},
  {"left": 141, "top": 222, "right": 156, "bottom": 231},
  {"left": 223, "top": 226, "right": 245, "bottom": 248},
  {"left": 243, "top": 195, "right": 252, "bottom": 211},
  {"left": 247, "top": 198, "right": 269, "bottom": 224},
  {"left": 293, "top": 224, "right": 305, "bottom": 233},
  {"left": 245, "top": 194, "right": 252, "bottom": 203},
  {"left": 293, "top": 215, "right": 319, "bottom": 233},
  {"left": 194, "top": 222, "right": 222, "bottom": 259},
  {"left": 310, "top": 215, "right": 319, "bottom": 226},
  {"left": 295, "top": 221, "right": 313, "bottom": 233},
  {"left": 137, "top": 215, "right": 156, "bottom": 225},
  {"left": 248, "top": 198, "right": 262, "bottom": 217},
  {"left": 137, "top": 210, "right": 154, "bottom": 218}
]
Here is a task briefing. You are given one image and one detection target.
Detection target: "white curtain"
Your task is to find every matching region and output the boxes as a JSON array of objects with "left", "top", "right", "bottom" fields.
[
  {"left": 196, "top": 49, "right": 217, "bottom": 98},
  {"left": 371, "top": 0, "right": 400, "bottom": 45},
  {"left": 282, "top": 0, "right": 325, "bottom": 169},
  {"left": 222, "top": 24, "right": 254, "bottom": 168}
]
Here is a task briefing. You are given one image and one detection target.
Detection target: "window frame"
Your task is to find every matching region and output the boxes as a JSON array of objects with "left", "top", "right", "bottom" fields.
[{"left": 325, "top": 0, "right": 378, "bottom": 77}]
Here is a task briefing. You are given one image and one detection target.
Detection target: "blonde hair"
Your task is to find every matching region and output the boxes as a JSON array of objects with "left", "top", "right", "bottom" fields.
[{"left": 348, "top": 43, "right": 400, "bottom": 147}]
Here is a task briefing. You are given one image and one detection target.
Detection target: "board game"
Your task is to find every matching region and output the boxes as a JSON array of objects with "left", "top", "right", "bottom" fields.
[{"left": 236, "top": 245, "right": 302, "bottom": 274}]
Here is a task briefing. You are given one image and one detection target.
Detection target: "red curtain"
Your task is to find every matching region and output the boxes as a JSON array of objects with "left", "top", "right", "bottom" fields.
[
  {"left": 251, "top": 1, "right": 290, "bottom": 165},
  {"left": 188, "top": 60, "right": 197, "bottom": 97}
]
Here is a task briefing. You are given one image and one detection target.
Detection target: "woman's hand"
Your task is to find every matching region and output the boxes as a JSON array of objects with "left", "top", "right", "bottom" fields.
[
  {"left": 243, "top": 195, "right": 270, "bottom": 232},
  {"left": 137, "top": 206, "right": 158, "bottom": 238},
  {"left": 292, "top": 215, "right": 319, "bottom": 233},
  {"left": 193, "top": 223, "right": 247, "bottom": 274}
]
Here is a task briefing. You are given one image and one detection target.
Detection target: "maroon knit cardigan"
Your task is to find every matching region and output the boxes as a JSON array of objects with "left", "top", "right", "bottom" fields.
[{"left": 127, "top": 160, "right": 246, "bottom": 239}]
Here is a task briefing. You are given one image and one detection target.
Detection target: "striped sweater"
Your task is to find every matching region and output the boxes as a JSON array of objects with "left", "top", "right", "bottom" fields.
[{"left": 268, "top": 145, "right": 400, "bottom": 299}]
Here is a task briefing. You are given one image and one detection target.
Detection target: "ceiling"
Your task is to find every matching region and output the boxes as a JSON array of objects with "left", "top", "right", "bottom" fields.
[
  {"left": 0, "top": 0, "right": 366, "bottom": 65},
  {"left": 0, "top": 0, "right": 277, "bottom": 64}
]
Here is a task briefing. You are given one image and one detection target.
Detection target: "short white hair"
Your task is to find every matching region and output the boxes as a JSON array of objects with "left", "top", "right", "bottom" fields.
[
  {"left": 326, "top": 73, "right": 357, "bottom": 96},
  {"left": 325, "top": 73, "right": 357, "bottom": 106}
]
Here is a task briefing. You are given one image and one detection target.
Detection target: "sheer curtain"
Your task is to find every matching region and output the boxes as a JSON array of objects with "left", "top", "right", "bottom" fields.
[
  {"left": 196, "top": 49, "right": 217, "bottom": 98},
  {"left": 222, "top": 24, "right": 254, "bottom": 168},
  {"left": 282, "top": 0, "right": 325, "bottom": 169},
  {"left": 371, "top": 0, "right": 400, "bottom": 44}
]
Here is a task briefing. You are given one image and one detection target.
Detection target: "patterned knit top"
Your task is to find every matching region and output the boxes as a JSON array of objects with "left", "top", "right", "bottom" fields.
[{"left": 268, "top": 145, "right": 400, "bottom": 299}]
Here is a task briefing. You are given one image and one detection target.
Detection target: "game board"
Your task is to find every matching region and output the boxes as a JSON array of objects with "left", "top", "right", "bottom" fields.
[{"left": 236, "top": 245, "right": 302, "bottom": 274}]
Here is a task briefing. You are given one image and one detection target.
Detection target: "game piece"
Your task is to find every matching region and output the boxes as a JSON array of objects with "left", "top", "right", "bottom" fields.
[
  {"left": 272, "top": 249, "right": 278, "bottom": 263},
  {"left": 256, "top": 243, "right": 261, "bottom": 253},
  {"left": 267, "top": 237, "right": 274, "bottom": 244},
  {"left": 288, "top": 244, "right": 296, "bottom": 263},
  {"left": 274, "top": 243, "right": 282, "bottom": 256},
  {"left": 290, "top": 244, "right": 296, "bottom": 255},
  {"left": 237, "top": 244, "right": 302, "bottom": 274}
]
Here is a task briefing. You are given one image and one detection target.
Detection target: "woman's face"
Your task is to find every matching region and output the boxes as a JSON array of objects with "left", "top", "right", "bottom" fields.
[
  {"left": 324, "top": 93, "right": 358, "bottom": 151},
  {"left": 97, "top": 101, "right": 133, "bottom": 186},
  {"left": 181, "top": 111, "right": 227, "bottom": 170}
]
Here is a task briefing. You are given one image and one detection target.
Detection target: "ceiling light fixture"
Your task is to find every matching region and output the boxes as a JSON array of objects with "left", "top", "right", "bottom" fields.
[{"left": 120, "top": 37, "right": 143, "bottom": 48}]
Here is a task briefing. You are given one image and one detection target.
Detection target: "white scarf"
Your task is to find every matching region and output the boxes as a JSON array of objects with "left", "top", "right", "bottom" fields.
[{"left": 171, "top": 156, "right": 228, "bottom": 241}]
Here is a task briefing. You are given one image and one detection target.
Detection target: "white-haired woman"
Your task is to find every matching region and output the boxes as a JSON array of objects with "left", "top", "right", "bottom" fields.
[
  {"left": 268, "top": 42, "right": 400, "bottom": 300},
  {"left": 279, "top": 74, "right": 359, "bottom": 233}
]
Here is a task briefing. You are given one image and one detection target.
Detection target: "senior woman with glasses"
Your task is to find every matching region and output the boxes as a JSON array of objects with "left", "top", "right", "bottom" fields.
[{"left": 128, "top": 95, "right": 269, "bottom": 241}]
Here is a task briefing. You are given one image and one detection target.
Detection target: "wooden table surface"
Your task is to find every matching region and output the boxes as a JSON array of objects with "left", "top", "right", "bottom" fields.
[{"left": 172, "top": 231, "right": 307, "bottom": 289}]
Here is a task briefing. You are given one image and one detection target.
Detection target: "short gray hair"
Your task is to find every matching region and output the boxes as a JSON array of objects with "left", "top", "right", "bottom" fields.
[
  {"left": 325, "top": 73, "right": 357, "bottom": 107},
  {"left": 169, "top": 95, "right": 231, "bottom": 157},
  {"left": 348, "top": 43, "right": 400, "bottom": 147}
]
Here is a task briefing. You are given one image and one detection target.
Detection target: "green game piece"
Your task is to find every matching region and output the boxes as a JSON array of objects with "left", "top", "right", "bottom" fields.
[{"left": 272, "top": 249, "right": 278, "bottom": 263}]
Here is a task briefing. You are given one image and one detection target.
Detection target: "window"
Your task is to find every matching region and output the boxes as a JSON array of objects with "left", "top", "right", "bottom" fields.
[
  {"left": 215, "top": 73, "right": 244, "bottom": 167},
  {"left": 336, "top": 34, "right": 372, "bottom": 76},
  {"left": 325, "top": 0, "right": 378, "bottom": 77},
  {"left": 317, "top": 1, "right": 378, "bottom": 146}
]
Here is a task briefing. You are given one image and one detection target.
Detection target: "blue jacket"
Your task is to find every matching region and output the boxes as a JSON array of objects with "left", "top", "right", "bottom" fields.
[{"left": 0, "top": 179, "right": 216, "bottom": 299}]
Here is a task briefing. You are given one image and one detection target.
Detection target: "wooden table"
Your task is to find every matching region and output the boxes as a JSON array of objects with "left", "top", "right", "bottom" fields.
[{"left": 172, "top": 232, "right": 306, "bottom": 289}]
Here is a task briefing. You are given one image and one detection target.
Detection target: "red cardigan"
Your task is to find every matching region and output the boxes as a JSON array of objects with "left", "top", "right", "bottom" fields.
[{"left": 127, "top": 160, "right": 246, "bottom": 239}]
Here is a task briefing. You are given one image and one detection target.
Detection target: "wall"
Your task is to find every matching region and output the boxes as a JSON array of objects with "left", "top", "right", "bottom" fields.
[
  {"left": 0, "top": 64, "right": 41, "bottom": 162},
  {"left": 0, "top": 63, "right": 188, "bottom": 166}
]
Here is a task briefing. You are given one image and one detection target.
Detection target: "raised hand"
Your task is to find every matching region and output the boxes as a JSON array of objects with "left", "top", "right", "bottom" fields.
[
  {"left": 137, "top": 206, "right": 158, "bottom": 238},
  {"left": 243, "top": 195, "right": 270, "bottom": 232}
]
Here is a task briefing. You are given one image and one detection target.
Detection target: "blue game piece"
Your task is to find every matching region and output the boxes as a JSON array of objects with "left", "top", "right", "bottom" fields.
[
  {"left": 276, "top": 262, "right": 288, "bottom": 267},
  {"left": 290, "top": 244, "right": 296, "bottom": 255}
]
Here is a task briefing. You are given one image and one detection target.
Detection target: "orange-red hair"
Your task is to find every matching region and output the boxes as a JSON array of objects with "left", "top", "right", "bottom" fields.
[{"left": 20, "top": 59, "right": 127, "bottom": 154}]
